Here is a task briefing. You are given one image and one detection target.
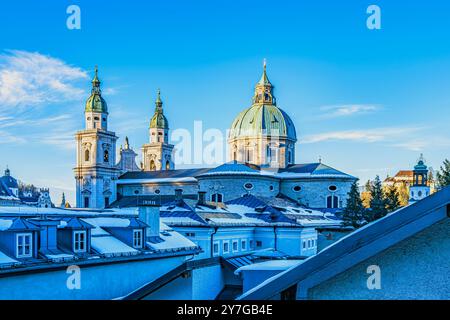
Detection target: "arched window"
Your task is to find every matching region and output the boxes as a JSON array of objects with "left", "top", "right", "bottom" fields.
[
  {"left": 288, "top": 150, "right": 292, "bottom": 164},
  {"left": 166, "top": 161, "right": 170, "bottom": 170},
  {"left": 326, "top": 195, "right": 339, "bottom": 208},
  {"left": 150, "top": 160, "right": 156, "bottom": 171},
  {"left": 211, "top": 193, "right": 223, "bottom": 203},
  {"left": 84, "top": 149, "right": 90, "bottom": 162},
  {"left": 103, "top": 150, "right": 109, "bottom": 163}
]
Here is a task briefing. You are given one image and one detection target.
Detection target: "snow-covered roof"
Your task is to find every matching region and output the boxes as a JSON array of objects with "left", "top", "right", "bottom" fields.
[
  {"left": 0, "top": 250, "right": 19, "bottom": 267},
  {"left": 277, "top": 163, "right": 356, "bottom": 180},
  {"left": 91, "top": 235, "right": 139, "bottom": 256},
  {"left": 0, "top": 219, "right": 13, "bottom": 231},
  {"left": 0, "top": 205, "right": 136, "bottom": 216},
  {"left": 159, "top": 194, "right": 341, "bottom": 228},
  {"left": 197, "top": 161, "right": 263, "bottom": 177},
  {"left": 235, "top": 260, "right": 303, "bottom": 274},
  {"left": 147, "top": 222, "right": 197, "bottom": 252}
]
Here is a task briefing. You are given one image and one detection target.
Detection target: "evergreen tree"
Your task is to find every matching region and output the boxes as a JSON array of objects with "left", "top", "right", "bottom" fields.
[
  {"left": 385, "top": 185, "right": 400, "bottom": 212},
  {"left": 368, "top": 175, "right": 388, "bottom": 221},
  {"left": 342, "top": 180, "right": 366, "bottom": 228},
  {"left": 436, "top": 159, "right": 450, "bottom": 189}
]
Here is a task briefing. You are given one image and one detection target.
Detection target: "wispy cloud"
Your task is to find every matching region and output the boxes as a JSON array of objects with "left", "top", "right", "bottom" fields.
[
  {"left": 301, "top": 126, "right": 426, "bottom": 150},
  {"left": 0, "top": 50, "right": 87, "bottom": 150},
  {"left": 318, "top": 104, "right": 380, "bottom": 119},
  {"left": 0, "top": 50, "right": 87, "bottom": 112}
]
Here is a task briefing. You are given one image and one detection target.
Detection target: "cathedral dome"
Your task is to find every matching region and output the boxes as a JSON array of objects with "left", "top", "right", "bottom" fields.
[
  {"left": 229, "top": 63, "right": 297, "bottom": 142},
  {"left": 229, "top": 104, "right": 297, "bottom": 141},
  {"left": 85, "top": 67, "right": 108, "bottom": 114}
]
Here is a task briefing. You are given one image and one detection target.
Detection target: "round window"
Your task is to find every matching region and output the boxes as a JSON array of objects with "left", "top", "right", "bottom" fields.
[
  {"left": 244, "top": 183, "right": 254, "bottom": 190},
  {"left": 269, "top": 185, "right": 274, "bottom": 191},
  {"left": 293, "top": 185, "right": 302, "bottom": 192},
  {"left": 134, "top": 190, "right": 139, "bottom": 195},
  {"left": 328, "top": 185, "right": 337, "bottom": 192},
  {"left": 155, "top": 189, "right": 161, "bottom": 194}
]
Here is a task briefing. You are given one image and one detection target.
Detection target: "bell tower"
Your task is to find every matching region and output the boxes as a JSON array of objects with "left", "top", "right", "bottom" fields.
[
  {"left": 74, "top": 67, "right": 120, "bottom": 209},
  {"left": 409, "top": 154, "right": 430, "bottom": 204},
  {"left": 142, "top": 90, "right": 174, "bottom": 171}
]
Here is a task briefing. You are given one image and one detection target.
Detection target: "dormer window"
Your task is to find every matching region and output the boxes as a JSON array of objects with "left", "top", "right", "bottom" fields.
[
  {"left": 133, "top": 229, "right": 143, "bottom": 249},
  {"left": 16, "top": 233, "right": 32, "bottom": 258},
  {"left": 73, "top": 231, "right": 87, "bottom": 253}
]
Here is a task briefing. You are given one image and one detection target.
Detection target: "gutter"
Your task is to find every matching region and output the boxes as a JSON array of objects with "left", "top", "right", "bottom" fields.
[{"left": 210, "top": 226, "right": 219, "bottom": 258}]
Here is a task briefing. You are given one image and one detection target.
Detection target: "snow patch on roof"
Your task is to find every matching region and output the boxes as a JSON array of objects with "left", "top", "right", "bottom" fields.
[
  {"left": 235, "top": 260, "right": 303, "bottom": 274},
  {"left": 0, "top": 250, "right": 18, "bottom": 265}
]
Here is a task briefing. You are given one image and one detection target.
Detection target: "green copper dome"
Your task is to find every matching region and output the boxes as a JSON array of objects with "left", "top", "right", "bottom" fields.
[
  {"left": 229, "top": 63, "right": 297, "bottom": 141},
  {"left": 150, "top": 90, "right": 169, "bottom": 129},
  {"left": 229, "top": 104, "right": 297, "bottom": 140},
  {"left": 85, "top": 67, "right": 108, "bottom": 114}
]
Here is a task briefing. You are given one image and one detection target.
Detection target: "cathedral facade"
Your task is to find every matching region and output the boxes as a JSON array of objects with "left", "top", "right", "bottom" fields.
[{"left": 75, "top": 65, "right": 356, "bottom": 210}]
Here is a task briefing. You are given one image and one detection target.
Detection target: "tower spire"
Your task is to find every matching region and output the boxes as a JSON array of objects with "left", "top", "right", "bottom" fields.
[
  {"left": 91, "top": 65, "right": 101, "bottom": 94},
  {"left": 155, "top": 88, "right": 163, "bottom": 111},
  {"left": 253, "top": 59, "right": 275, "bottom": 105}
]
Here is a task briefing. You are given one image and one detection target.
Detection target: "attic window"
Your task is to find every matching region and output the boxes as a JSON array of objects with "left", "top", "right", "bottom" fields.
[
  {"left": 155, "top": 189, "right": 161, "bottom": 194},
  {"left": 293, "top": 185, "right": 301, "bottom": 192},
  {"left": 328, "top": 185, "right": 337, "bottom": 192},
  {"left": 16, "top": 233, "right": 32, "bottom": 258},
  {"left": 133, "top": 229, "right": 143, "bottom": 249},
  {"left": 73, "top": 231, "right": 87, "bottom": 253}
]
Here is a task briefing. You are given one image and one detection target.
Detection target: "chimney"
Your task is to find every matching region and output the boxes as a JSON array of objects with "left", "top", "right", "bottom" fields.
[
  {"left": 175, "top": 189, "right": 183, "bottom": 201},
  {"left": 197, "top": 191, "right": 206, "bottom": 206},
  {"left": 138, "top": 199, "right": 160, "bottom": 239}
]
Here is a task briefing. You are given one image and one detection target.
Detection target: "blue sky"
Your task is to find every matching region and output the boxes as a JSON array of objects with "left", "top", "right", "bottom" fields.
[{"left": 1, "top": 0, "right": 450, "bottom": 204}]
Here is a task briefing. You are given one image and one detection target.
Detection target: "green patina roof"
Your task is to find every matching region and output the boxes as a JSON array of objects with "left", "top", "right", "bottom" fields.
[
  {"left": 229, "top": 104, "right": 297, "bottom": 141},
  {"left": 150, "top": 89, "right": 169, "bottom": 129},
  {"left": 229, "top": 62, "right": 297, "bottom": 141},
  {"left": 85, "top": 66, "right": 108, "bottom": 113}
]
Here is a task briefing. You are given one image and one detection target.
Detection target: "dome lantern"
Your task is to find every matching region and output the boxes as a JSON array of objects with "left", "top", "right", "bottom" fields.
[
  {"left": 253, "top": 59, "right": 276, "bottom": 105},
  {"left": 150, "top": 89, "right": 169, "bottom": 129},
  {"left": 85, "top": 66, "right": 108, "bottom": 114}
]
